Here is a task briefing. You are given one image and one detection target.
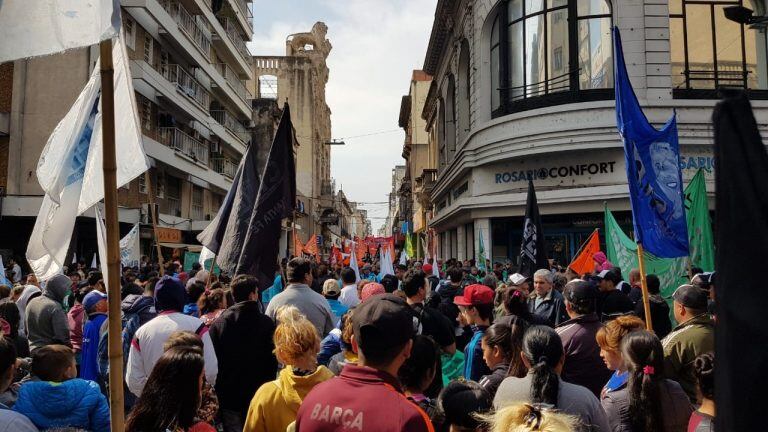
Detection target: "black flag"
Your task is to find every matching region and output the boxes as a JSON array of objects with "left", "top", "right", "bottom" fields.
[
  {"left": 198, "top": 103, "right": 296, "bottom": 289},
  {"left": 519, "top": 180, "right": 548, "bottom": 277},
  {"left": 713, "top": 92, "right": 768, "bottom": 431}
]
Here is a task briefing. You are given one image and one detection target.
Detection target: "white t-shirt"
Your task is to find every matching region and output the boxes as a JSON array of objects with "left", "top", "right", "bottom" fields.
[
  {"left": 11, "top": 264, "right": 21, "bottom": 283},
  {"left": 339, "top": 284, "right": 360, "bottom": 308}
]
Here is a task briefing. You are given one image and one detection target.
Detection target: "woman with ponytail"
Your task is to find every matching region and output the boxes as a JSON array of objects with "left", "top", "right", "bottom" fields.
[
  {"left": 602, "top": 330, "right": 692, "bottom": 431},
  {"left": 688, "top": 352, "right": 715, "bottom": 432},
  {"left": 494, "top": 326, "right": 609, "bottom": 431},
  {"left": 479, "top": 318, "right": 528, "bottom": 397}
]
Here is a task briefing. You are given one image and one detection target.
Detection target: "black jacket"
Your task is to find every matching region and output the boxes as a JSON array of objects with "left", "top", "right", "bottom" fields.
[
  {"left": 597, "top": 289, "right": 634, "bottom": 321},
  {"left": 527, "top": 289, "right": 568, "bottom": 327},
  {"left": 555, "top": 313, "right": 611, "bottom": 397},
  {"left": 478, "top": 362, "right": 509, "bottom": 398},
  {"left": 634, "top": 294, "right": 672, "bottom": 339},
  {"left": 208, "top": 301, "right": 278, "bottom": 415}
]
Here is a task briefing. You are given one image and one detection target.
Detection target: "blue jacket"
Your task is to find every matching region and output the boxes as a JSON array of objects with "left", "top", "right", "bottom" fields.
[
  {"left": 464, "top": 325, "right": 490, "bottom": 382},
  {"left": 14, "top": 379, "right": 110, "bottom": 432},
  {"left": 80, "top": 313, "right": 107, "bottom": 382},
  {"left": 326, "top": 299, "right": 349, "bottom": 325}
]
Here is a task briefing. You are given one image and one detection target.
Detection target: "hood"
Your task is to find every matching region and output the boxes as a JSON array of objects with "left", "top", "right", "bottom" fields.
[
  {"left": 17, "top": 285, "right": 42, "bottom": 313},
  {"left": 276, "top": 366, "right": 334, "bottom": 409},
  {"left": 43, "top": 274, "right": 70, "bottom": 303},
  {"left": 17, "top": 379, "right": 101, "bottom": 416},
  {"left": 121, "top": 294, "right": 155, "bottom": 314}
]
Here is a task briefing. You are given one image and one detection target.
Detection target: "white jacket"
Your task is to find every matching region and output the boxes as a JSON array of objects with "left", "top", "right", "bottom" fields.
[{"left": 126, "top": 312, "right": 218, "bottom": 396}]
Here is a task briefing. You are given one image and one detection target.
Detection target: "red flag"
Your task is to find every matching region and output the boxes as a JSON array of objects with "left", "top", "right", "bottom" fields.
[{"left": 568, "top": 229, "right": 600, "bottom": 276}]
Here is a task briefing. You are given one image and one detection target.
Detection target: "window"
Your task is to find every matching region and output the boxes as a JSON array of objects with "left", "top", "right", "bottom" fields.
[
  {"left": 139, "top": 173, "right": 147, "bottom": 194},
  {"left": 156, "top": 171, "right": 165, "bottom": 198},
  {"left": 140, "top": 98, "right": 152, "bottom": 131},
  {"left": 191, "top": 186, "right": 204, "bottom": 220},
  {"left": 143, "top": 34, "right": 154, "bottom": 64},
  {"left": 491, "top": 0, "right": 613, "bottom": 117},
  {"left": 125, "top": 16, "right": 136, "bottom": 50},
  {"left": 670, "top": 0, "right": 768, "bottom": 96}
]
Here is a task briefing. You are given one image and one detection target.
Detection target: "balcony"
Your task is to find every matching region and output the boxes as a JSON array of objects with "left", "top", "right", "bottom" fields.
[
  {"left": 229, "top": 0, "right": 252, "bottom": 33},
  {"left": 212, "top": 157, "right": 238, "bottom": 179},
  {"left": 414, "top": 169, "right": 437, "bottom": 209},
  {"left": 216, "top": 16, "right": 251, "bottom": 65},
  {"left": 159, "top": 64, "right": 211, "bottom": 111},
  {"left": 158, "top": 127, "right": 210, "bottom": 165},
  {"left": 211, "top": 109, "right": 249, "bottom": 144},
  {"left": 161, "top": 0, "right": 211, "bottom": 61},
  {"left": 213, "top": 62, "right": 251, "bottom": 104}
]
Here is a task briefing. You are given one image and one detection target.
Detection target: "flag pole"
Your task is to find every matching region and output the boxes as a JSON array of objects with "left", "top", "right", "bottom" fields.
[
  {"left": 205, "top": 254, "right": 216, "bottom": 290},
  {"left": 636, "top": 242, "right": 654, "bottom": 332},
  {"left": 144, "top": 171, "right": 164, "bottom": 276},
  {"left": 99, "top": 38, "right": 125, "bottom": 432}
]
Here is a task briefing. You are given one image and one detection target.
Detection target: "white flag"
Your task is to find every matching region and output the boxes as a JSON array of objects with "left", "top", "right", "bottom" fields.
[
  {"left": 349, "top": 242, "right": 360, "bottom": 283},
  {"left": 0, "top": 0, "right": 121, "bottom": 63},
  {"left": 91, "top": 252, "right": 98, "bottom": 270},
  {"left": 399, "top": 249, "right": 408, "bottom": 266},
  {"left": 120, "top": 223, "right": 141, "bottom": 268},
  {"left": 94, "top": 205, "right": 109, "bottom": 289},
  {"left": 71, "top": 253, "right": 77, "bottom": 265},
  {"left": 26, "top": 36, "right": 149, "bottom": 281},
  {"left": 199, "top": 246, "right": 215, "bottom": 268},
  {"left": 379, "top": 246, "right": 393, "bottom": 277},
  {"left": 432, "top": 257, "right": 441, "bottom": 278}
]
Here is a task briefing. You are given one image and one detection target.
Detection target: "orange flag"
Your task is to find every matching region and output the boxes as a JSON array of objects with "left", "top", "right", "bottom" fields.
[
  {"left": 568, "top": 229, "right": 600, "bottom": 276},
  {"left": 304, "top": 235, "right": 320, "bottom": 262},
  {"left": 293, "top": 232, "right": 305, "bottom": 257}
]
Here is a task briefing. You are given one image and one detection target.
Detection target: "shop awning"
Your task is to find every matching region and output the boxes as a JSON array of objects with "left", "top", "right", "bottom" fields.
[{"left": 159, "top": 242, "right": 203, "bottom": 252}]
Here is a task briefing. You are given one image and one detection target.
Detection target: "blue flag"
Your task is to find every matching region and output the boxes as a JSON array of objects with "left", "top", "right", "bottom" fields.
[{"left": 613, "top": 27, "right": 689, "bottom": 258}]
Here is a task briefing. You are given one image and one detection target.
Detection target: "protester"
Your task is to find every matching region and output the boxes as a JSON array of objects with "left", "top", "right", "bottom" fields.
[
  {"left": 361, "top": 282, "right": 386, "bottom": 302},
  {"left": 265, "top": 258, "right": 335, "bottom": 338},
  {"left": 14, "top": 345, "right": 110, "bottom": 432},
  {"left": 486, "top": 403, "right": 579, "bottom": 432},
  {"left": 208, "top": 274, "right": 277, "bottom": 432},
  {"left": 380, "top": 274, "right": 399, "bottom": 293},
  {"left": 662, "top": 284, "right": 715, "bottom": 403},
  {"left": 0, "top": 336, "right": 37, "bottom": 431},
  {"left": 508, "top": 273, "right": 530, "bottom": 295},
  {"left": 595, "top": 315, "right": 646, "bottom": 398},
  {"left": 478, "top": 320, "right": 527, "bottom": 398},
  {"left": 494, "top": 326, "right": 610, "bottom": 431},
  {"left": 601, "top": 330, "right": 692, "bottom": 431},
  {"left": 197, "top": 288, "right": 227, "bottom": 327},
  {"left": 79, "top": 290, "right": 108, "bottom": 384},
  {"left": 688, "top": 352, "right": 715, "bottom": 432},
  {"left": 126, "top": 276, "right": 218, "bottom": 396},
  {"left": 244, "top": 306, "right": 333, "bottom": 432},
  {"left": 595, "top": 270, "right": 634, "bottom": 320},
  {"left": 424, "top": 263, "right": 440, "bottom": 292},
  {"left": 527, "top": 269, "right": 568, "bottom": 327},
  {"left": 0, "top": 300, "right": 29, "bottom": 358},
  {"left": 125, "top": 346, "right": 214, "bottom": 432},
  {"left": 327, "top": 309, "right": 358, "bottom": 375},
  {"left": 497, "top": 286, "right": 549, "bottom": 327},
  {"left": 184, "top": 281, "right": 206, "bottom": 317},
  {"left": 16, "top": 284, "right": 41, "bottom": 338},
  {"left": 25, "top": 273, "right": 70, "bottom": 352},
  {"left": 120, "top": 284, "right": 157, "bottom": 362},
  {"left": 438, "top": 380, "right": 492, "bottom": 432},
  {"left": 66, "top": 287, "right": 86, "bottom": 369},
  {"left": 627, "top": 269, "right": 642, "bottom": 304},
  {"left": 555, "top": 279, "right": 611, "bottom": 397},
  {"left": 312, "top": 264, "right": 334, "bottom": 294},
  {"left": 593, "top": 252, "right": 613, "bottom": 273},
  {"left": 629, "top": 275, "right": 671, "bottom": 339},
  {"left": 398, "top": 335, "right": 445, "bottom": 430},
  {"left": 294, "top": 294, "right": 433, "bottom": 431},
  {"left": 338, "top": 267, "right": 361, "bottom": 308},
  {"left": 455, "top": 284, "right": 494, "bottom": 382},
  {"left": 321, "top": 278, "right": 348, "bottom": 325}
]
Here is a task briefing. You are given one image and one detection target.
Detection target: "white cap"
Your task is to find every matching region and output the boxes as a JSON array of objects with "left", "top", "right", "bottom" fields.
[
  {"left": 509, "top": 273, "right": 527, "bottom": 285},
  {"left": 597, "top": 270, "right": 611, "bottom": 279}
]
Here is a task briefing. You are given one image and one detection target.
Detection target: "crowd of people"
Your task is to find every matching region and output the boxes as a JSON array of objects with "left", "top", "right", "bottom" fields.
[{"left": 0, "top": 252, "right": 716, "bottom": 431}]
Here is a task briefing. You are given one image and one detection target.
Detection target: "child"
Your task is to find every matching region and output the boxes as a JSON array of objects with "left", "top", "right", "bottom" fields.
[
  {"left": 399, "top": 335, "right": 445, "bottom": 430},
  {"left": 14, "top": 344, "right": 110, "bottom": 432},
  {"left": 454, "top": 284, "right": 495, "bottom": 381},
  {"left": 438, "top": 380, "right": 493, "bottom": 432}
]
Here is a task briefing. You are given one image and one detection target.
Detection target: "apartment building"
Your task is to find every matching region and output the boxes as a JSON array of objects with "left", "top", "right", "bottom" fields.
[{"left": 0, "top": 0, "right": 254, "bottom": 260}]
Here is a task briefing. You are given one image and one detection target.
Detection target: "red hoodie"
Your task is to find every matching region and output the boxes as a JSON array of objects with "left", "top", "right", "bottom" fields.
[{"left": 295, "top": 364, "right": 434, "bottom": 432}]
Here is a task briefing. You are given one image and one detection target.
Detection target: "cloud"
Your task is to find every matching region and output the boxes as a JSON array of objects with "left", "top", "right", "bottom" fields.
[{"left": 250, "top": 0, "right": 437, "bottom": 233}]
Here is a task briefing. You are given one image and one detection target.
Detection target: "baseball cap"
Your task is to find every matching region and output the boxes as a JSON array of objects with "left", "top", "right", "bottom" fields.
[
  {"left": 509, "top": 273, "right": 528, "bottom": 286},
  {"left": 322, "top": 280, "right": 341, "bottom": 297},
  {"left": 422, "top": 263, "right": 433, "bottom": 273},
  {"left": 352, "top": 294, "right": 415, "bottom": 355},
  {"left": 597, "top": 270, "right": 611, "bottom": 279},
  {"left": 672, "top": 284, "right": 708, "bottom": 310},
  {"left": 361, "top": 283, "right": 386, "bottom": 302},
  {"left": 83, "top": 290, "right": 107, "bottom": 313},
  {"left": 454, "top": 284, "right": 495, "bottom": 306},
  {"left": 691, "top": 272, "right": 715, "bottom": 291},
  {"left": 563, "top": 279, "right": 598, "bottom": 304}
]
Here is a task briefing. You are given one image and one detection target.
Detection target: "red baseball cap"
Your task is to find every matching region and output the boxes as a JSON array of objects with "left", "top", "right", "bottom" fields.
[{"left": 454, "top": 284, "right": 495, "bottom": 306}]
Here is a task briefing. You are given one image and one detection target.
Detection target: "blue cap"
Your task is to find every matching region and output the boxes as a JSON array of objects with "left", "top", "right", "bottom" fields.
[{"left": 83, "top": 290, "right": 107, "bottom": 313}]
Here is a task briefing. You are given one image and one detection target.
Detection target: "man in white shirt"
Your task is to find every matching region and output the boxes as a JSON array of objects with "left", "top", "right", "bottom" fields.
[{"left": 338, "top": 267, "right": 360, "bottom": 308}]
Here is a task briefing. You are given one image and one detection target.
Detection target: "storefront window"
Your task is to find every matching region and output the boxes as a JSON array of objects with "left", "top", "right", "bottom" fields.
[
  {"left": 670, "top": 0, "right": 768, "bottom": 96},
  {"left": 491, "top": 0, "right": 613, "bottom": 117}
]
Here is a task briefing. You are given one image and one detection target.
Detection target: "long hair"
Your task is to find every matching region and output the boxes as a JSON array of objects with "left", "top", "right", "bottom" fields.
[
  {"left": 0, "top": 300, "right": 21, "bottom": 338},
  {"left": 197, "top": 288, "right": 225, "bottom": 315},
  {"left": 521, "top": 326, "right": 563, "bottom": 407},
  {"left": 502, "top": 287, "right": 532, "bottom": 320},
  {"left": 126, "top": 347, "right": 205, "bottom": 432},
  {"left": 621, "top": 330, "right": 664, "bottom": 432},
  {"left": 273, "top": 306, "right": 320, "bottom": 365},
  {"left": 486, "top": 403, "right": 580, "bottom": 432}
]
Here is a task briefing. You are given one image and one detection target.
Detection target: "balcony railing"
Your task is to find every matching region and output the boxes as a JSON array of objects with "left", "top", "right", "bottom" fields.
[
  {"left": 216, "top": 16, "right": 251, "bottom": 64},
  {"left": 231, "top": 0, "right": 252, "bottom": 28},
  {"left": 161, "top": 0, "right": 211, "bottom": 61},
  {"left": 160, "top": 64, "right": 211, "bottom": 111},
  {"left": 214, "top": 62, "right": 251, "bottom": 103},
  {"left": 158, "top": 127, "right": 210, "bottom": 165},
  {"left": 212, "top": 157, "right": 238, "bottom": 179},
  {"left": 211, "top": 109, "right": 249, "bottom": 144}
]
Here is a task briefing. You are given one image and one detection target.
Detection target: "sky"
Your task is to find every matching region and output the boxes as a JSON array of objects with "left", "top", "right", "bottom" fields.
[{"left": 248, "top": 0, "right": 438, "bottom": 234}]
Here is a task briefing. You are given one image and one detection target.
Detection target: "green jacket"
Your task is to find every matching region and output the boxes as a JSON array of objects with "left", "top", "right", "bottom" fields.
[{"left": 661, "top": 314, "right": 714, "bottom": 403}]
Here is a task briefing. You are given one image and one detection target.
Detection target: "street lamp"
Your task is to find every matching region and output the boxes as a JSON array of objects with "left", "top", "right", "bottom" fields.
[{"left": 724, "top": 6, "right": 768, "bottom": 25}]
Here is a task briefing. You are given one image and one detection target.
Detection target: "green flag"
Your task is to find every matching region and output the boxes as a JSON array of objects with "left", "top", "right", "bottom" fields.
[
  {"left": 477, "top": 229, "right": 487, "bottom": 272},
  {"left": 685, "top": 169, "right": 715, "bottom": 271}
]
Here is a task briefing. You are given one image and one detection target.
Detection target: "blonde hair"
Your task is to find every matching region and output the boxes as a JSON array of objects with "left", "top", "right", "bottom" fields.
[
  {"left": 274, "top": 306, "right": 320, "bottom": 365},
  {"left": 596, "top": 315, "right": 646, "bottom": 352},
  {"left": 487, "top": 404, "right": 580, "bottom": 432}
]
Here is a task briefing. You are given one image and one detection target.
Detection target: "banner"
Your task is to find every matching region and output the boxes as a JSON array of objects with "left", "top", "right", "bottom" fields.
[
  {"left": 120, "top": 223, "right": 141, "bottom": 268},
  {"left": 477, "top": 228, "right": 488, "bottom": 272},
  {"left": 684, "top": 169, "right": 715, "bottom": 271},
  {"left": 568, "top": 229, "right": 600, "bottom": 276},
  {"left": 614, "top": 27, "right": 689, "bottom": 258}
]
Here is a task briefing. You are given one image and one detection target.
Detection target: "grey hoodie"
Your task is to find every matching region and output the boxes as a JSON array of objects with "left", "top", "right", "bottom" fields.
[
  {"left": 25, "top": 274, "right": 71, "bottom": 352},
  {"left": 16, "top": 285, "right": 41, "bottom": 337}
]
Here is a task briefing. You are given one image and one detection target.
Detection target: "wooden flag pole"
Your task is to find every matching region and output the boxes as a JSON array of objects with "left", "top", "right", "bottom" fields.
[
  {"left": 205, "top": 254, "right": 217, "bottom": 290},
  {"left": 144, "top": 171, "right": 164, "bottom": 276},
  {"left": 99, "top": 39, "right": 125, "bottom": 432},
  {"left": 636, "top": 242, "right": 654, "bottom": 332}
]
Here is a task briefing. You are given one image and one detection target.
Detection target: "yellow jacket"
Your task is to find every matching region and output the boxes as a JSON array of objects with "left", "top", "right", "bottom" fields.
[{"left": 243, "top": 365, "right": 335, "bottom": 432}]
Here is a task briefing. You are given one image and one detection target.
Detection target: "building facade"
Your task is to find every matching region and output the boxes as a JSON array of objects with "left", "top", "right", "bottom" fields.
[
  {"left": 251, "top": 22, "right": 335, "bottom": 252},
  {"left": 0, "top": 0, "right": 254, "bottom": 261},
  {"left": 381, "top": 165, "right": 407, "bottom": 237},
  {"left": 423, "top": 0, "right": 767, "bottom": 265}
]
